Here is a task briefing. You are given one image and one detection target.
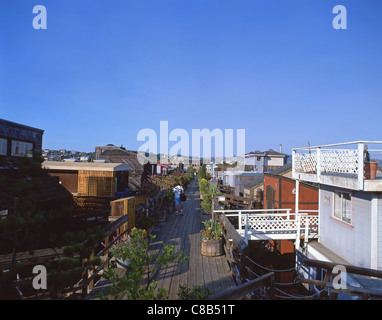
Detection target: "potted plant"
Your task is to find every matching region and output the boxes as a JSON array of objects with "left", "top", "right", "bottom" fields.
[
  {"left": 200, "top": 219, "right": 224, "bottom": 257},
  {"left": 364, "top": 146, "right": 379, "bottom": 180},
  {"left": 108, "top": 230, "right": 144, "bottom": 269},
  {"left": 100, "top": 227, "right": 187, "bottom": 300}
]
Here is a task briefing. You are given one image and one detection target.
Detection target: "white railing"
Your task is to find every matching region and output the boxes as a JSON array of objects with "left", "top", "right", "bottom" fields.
[
  {"left": 292, "top": 141, "right": 382, "bottom": 190},
  {"left": 214, "top": 209, "right": 319, "bottom": 244}
]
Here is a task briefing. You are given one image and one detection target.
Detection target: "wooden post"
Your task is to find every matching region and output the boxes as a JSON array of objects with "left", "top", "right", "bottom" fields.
[
  {"left": 317, "top": 147, "right": 321, "bottom": 183},
  {"left": 304, "top": 216, "right": 309, "bottom": 247},
  {"left": 244, "top": 214, "right": 248, "bottom": 244},
  {"left": 295, "top": 179, "right": 300, "bottom": 215},
  {"left": 358, "top": 142, "right": 364, "bottom": 190},
  {"left": 295, "top": 214, "right": 301, "bottom": 250}
]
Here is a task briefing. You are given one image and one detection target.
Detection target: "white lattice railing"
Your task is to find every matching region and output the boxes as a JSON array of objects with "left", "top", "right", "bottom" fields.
[
  {"left": 214, "top": 209, "right": 319, "bottom": 243},
  {"left": 292, "top": 141, "right": 382, "bottom": 190},
  {"left": 294, "top": 149, "right": 360, "bottom": 174}
]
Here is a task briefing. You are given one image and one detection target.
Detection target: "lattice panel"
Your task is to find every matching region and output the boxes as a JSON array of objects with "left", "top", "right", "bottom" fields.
[
  {"left": 299, "top": 216, "right": 319, "bottom": 233},
  {"left": 320, "top": 149, "right": 359, "bottom": 174},
  {"left": 243, "top": 215, "right": 319, "bottom": 234},
  {"left": 294, "top": 152, "right": 317, "bottom": 173},
  {"left": 294, "top": 149, "right": 359, "bottom": 174}
]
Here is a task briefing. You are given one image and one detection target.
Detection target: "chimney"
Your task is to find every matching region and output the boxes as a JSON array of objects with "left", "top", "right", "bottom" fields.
[{"left": 280, "top": 144, "right": 282, "bottom": 153}]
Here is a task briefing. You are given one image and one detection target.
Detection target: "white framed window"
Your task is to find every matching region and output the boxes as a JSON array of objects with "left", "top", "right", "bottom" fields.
[
  {"left": 0, "top": 138, "right": 7, "bottom": 156},
  {"left": 11, "top": 140, "right": 33, "bottom": 157},
  {"left": 333, "top": 192, "right": 352, "bottom": 224}
]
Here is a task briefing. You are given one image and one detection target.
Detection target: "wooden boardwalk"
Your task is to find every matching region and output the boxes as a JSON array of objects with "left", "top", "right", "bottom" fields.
[
  {"left": 87, "top": 178, "right": 236, "bottom": 300},
  {"left": 151, "top": 178, "right": 236, "bottom": 299}
]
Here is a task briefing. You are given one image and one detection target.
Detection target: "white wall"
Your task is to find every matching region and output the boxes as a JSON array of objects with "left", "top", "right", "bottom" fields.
[{"left": 319, "top": 186, "right": 373, "bottom": 268}]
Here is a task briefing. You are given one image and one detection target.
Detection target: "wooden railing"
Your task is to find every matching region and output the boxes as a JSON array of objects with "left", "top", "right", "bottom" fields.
[
  {"left": 77, "top": 214, "right": 130, "bottom": 298},
  {"left": 5, "top": 213, "right": 130, "bottom": 300},
  {"left": 221, "top": 193, "right": 253, "bottom": 209},
  {"left": 208, "top": 272, "right": 275, "bottom": 300},
  {"left": 215, "top": 212, "right": 276, "bottom": 299},
  {"left": 300, "top": 257, "right": 382, "bottom": 300},
  {"left": 217, "top": 213, "right": 249, "bottom": 285}
]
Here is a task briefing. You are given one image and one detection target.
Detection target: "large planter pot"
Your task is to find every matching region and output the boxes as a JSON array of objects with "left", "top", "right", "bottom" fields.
[
  {"left": 201, "top": 238, "right": 224, "bottom": 257},
  {"left": 116, "top": 258, "right": 131, "bottom": 269},
  {"left": 364, "top": 161, "right": 378, "bottom": 180}
]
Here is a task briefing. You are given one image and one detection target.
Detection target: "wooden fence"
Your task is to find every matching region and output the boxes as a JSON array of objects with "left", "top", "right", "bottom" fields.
[{"left": 218, "top": 213, "right": 249, "bottom": 285}]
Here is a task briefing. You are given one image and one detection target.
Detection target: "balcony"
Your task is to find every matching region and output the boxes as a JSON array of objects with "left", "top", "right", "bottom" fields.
[{"left": 292, "top": 141, "right": 382, "bottom": 191}]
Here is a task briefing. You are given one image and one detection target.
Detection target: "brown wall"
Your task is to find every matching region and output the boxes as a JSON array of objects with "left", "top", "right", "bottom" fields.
[
  {"left": 48, "top": 171, "right": 79, "bottom": 194},
  {"left": 78, "top": 170, "right": 116, "bottom": 197},
  {"left": 264, "top": 174, "right": 318, "bottom": 212},
  {"left": 264, "top": 174, "right": 318, "bottom": 255},
  {"left": 48, "top": 170, "right": 117, "bottom": 197}
]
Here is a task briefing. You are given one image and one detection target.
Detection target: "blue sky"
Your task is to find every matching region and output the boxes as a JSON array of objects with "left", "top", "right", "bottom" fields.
[{"left": 1, "top": 0, "right": 381, "bottom": 155}]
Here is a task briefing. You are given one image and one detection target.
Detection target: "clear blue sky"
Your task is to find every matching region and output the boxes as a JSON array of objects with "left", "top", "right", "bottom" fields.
[{"left": 1, "top": 0, "right": 381, "bottom": 155}]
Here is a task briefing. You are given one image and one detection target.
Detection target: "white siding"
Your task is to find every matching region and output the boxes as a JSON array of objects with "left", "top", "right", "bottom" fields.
[
  {"left": 378, "top": 196, "right": 382, "bottom": 269},
  {"left": 319, "top": 186, "right": 372, "bottom": 268}
]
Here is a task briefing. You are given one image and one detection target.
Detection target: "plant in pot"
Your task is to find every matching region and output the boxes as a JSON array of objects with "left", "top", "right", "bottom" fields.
[
  {"left": 200, "top": 219, "right": 224, "bottom": 257},
  {"left": 364, "top": 146, "right": 379, "bottom": 180},
  {"left": 109, "top": 236, "right": 132, "bottom": 269},
  {"left": 100, "top": 227, "right": 187, "bottom": 300}
]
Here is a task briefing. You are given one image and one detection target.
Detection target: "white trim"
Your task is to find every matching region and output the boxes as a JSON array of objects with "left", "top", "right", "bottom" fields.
[{"left": 371, "top": 194, "right": 378, "bottom": 269}]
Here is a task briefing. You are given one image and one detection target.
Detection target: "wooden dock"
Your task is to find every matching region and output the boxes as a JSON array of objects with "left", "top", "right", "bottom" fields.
[{"left": 87, "top": 178, "right": 236, "bottom": 300}]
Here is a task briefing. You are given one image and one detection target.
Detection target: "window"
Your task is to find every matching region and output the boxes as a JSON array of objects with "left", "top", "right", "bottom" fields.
[
  {"left": 11, "top": 140, "right": 33, "bottom": 157},
  {"left": 333, "top": 192, "right": 352, "bottom": 224},
  {"left": 0, "top": 138, "right": 7, "bottom": 156}
]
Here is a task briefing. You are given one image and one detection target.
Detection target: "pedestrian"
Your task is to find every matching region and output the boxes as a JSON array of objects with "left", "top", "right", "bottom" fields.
[{"left": 173, "top": 184, "right": 186, "bottom": 216}]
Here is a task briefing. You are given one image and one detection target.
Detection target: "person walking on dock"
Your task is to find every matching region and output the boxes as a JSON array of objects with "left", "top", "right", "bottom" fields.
[{"left": 173, "top": 184, "right": 186, "bottom": 216}]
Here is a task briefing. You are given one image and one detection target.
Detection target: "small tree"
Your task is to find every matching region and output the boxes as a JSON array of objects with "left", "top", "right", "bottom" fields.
[{"left": 99, "top": 228, "right": 187, "bottom": 300}]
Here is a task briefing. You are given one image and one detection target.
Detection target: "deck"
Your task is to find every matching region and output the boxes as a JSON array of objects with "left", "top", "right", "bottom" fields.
[{"left": 87, "top": 178, "right": 236, "bottom": 300}]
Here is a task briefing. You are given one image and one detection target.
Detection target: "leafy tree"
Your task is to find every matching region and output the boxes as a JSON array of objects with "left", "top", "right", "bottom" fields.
[{"left": 99, "top": 228, "right": 187, "bottom": 300}]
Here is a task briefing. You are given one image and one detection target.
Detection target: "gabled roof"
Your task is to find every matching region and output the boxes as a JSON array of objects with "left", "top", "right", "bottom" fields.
[
  {"left": 264, "top": 149, "right": 286, "bottom": 157},
  {"left": 245, "top": 149, "right": 286, "bottom": 157}
]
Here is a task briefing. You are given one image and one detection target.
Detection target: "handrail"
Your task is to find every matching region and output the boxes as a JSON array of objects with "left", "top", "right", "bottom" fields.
[
  {"left": 215, "top": 209, "right": 319, "bottom": 246},
  {"left": 292, "top": 141, "right": 382, "bottom": 151},
  {"left": 218, "top": 213, "right": 248, "bottom": 284},
  {"left": 207, "top": 272, "right": 275, "bottom": 300},
  {"left": 214, "top": 208, "right": 293, "bottom": 213}
]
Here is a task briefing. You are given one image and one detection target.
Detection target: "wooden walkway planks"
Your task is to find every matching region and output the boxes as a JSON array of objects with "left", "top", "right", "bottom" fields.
[
  {"left": 152, "top": 178, "right": 236, "bottom": 299},
  {"left": 87, "top": 178, "right": 236, "bottom": 300}
]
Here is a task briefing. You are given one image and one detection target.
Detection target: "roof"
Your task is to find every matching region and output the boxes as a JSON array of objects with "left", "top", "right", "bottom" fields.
[
  {"left": 128, "top": 177, "right": 141, "bottom": 191},
  {"left": 0, "top": 118, "right": 44, "bottom": 134},
  {"left": 245, "top": 150, "right": 264, "bottom": 156},
  {"left": 245, "top": 149, "right": 286, "bottom": 157},
  {"left": 243, "top": 176, "right": 265, "bottom": 189},
  {"left": 0, "top": 169, "right": 72, "bottom": 207},
  {"left": 269, "top": 163, "right": 292, "bottom": 175},
  {"left": 98, "top": 148, "right": 144, "bottom": 173},
  {"left": 236, "top": 172, "right": 264, "bottom": 177},
  {"left": 264, "top": 149, "right": 286, "bottom": 157},
  {"left": 42, "top": 161, "right": 131, "bottom": 172},
  {"left": 101, "top": 149, "right": 137, "bottom": 157}
]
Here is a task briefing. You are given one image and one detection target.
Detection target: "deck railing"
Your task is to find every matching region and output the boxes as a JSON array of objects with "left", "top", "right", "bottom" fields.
[
  {"left": 292, "top": 141, "right": 382, "bottom": 190},
  {"left": 214, "top": 209, "right": 319, "bottom": 244}
]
